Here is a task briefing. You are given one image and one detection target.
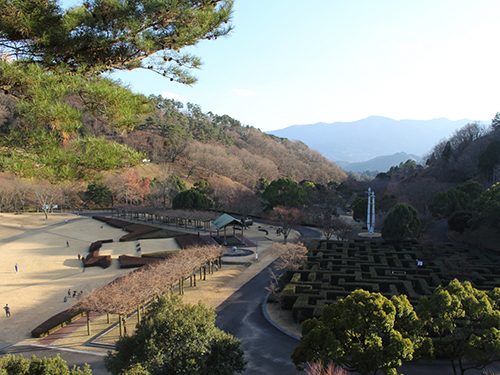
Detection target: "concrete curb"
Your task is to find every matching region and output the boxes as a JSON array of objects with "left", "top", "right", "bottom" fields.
[
  {"left": 261, "top": 291, "right": 300, "bottom": 342},
  {"left": 9, "top": 343, "right": 107, "bottom": 357}
]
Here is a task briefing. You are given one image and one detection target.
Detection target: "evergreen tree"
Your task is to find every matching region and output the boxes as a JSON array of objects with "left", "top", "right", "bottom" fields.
[
  {"left": 85, "top": 181, "right": 112, "bottom": 207},
  {"left": 0, "top": 0, "right": 233, "bottom": 81},
  {"left": 0, "top": 353, "right": 92, "bottom": 374},
  {"left": 418, "top": 279, "right": 500, "bottom": 375},
  {"left": 261, "top": 177, "right": 305, "bottom": 212},
  {"left": 381, "top": 203, "right": 421, "bottom": 241},
  {"left": 441, "top": 141, "right": 453, "bottom": 162},
  {"left": 491, "top": 112, "right": 500, "bottom": 130},
  {"left": 292, "top": 290, "right": 427, "bottom": 375},
  {"left": 0, "top": 0, "right": 233, "bottom": 179},
  {"left": 351, "top": 196, "right": 369, "bottom": 223},
  {"left": 104, "top": 296, "right": 246, "bottom": 375},
  {"left": 172, "top": 188, "right": 213, "bottom": 210}
]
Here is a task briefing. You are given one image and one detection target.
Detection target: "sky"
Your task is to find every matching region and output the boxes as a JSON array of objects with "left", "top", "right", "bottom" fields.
[{"left": 60, "top": 0, "right": 500, "bottom": 132}]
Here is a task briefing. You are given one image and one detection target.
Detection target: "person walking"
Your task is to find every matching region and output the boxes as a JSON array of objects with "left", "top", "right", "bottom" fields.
[
  {"left": 67, "top": 289, "right": 71, "bottom": 298},
  {"left": 4, "top": 304, "right": 11, "bottom": 317},
  {"left": 66, "top": 241, "right": 70, "bottom": 247},
  {"left": 78, "top": 253, "right": 81, "bottom": 261},
  {"left": 14, "top": 263, "right": 18, "bottom": 273}
]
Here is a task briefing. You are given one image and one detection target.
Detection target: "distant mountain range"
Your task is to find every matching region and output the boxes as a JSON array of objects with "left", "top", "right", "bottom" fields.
[
  {"left": 336, "top": 152, "right": 423, "bottom": 173},
  {"left": 267, "top": 116, "right": 478, "bottom": 164}
]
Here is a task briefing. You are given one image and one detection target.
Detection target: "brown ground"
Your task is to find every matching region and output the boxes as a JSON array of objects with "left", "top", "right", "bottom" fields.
[{"left": 0, "top": 212, "right": 302, "bottom": 352}]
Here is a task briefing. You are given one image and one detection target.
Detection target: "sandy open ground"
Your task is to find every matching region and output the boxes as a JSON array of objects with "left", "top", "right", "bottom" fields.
[{"left": 0, "top": 212, "right": 298, "bottom": 351}]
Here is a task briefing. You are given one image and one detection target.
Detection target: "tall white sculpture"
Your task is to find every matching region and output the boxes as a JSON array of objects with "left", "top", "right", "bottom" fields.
[{"left": 366, "top": 187, "right": 375, "bottom": 235}]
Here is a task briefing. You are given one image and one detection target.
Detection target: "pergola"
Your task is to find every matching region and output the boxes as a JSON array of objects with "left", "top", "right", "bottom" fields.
[{"left": 211, "top": 213, "right": 244, "bottom": 245}]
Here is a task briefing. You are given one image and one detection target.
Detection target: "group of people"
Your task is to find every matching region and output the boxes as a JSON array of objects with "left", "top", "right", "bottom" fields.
[{"left": 64, "top": 289, "right": 83, "bottom": 303}]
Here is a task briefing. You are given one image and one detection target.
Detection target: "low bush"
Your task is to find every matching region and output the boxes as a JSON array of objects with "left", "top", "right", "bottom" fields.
[
  {"left": 119, "top": 223, "right": 161, "bottom": 241},
  {"left": 175, "top": 234, "right": 207, "bottom": 249},
  {"left": 31, "top": 308, "right": 83, "bottom": 338},
  {"left": 89, "top": 241, "right": 102, "bottom": 252},
  {"left": 141, "top": 251, "right": 178, "bottom": 259},
  {"left": 119, "top": 255, "right": 162, "bottom": 268},
  {"left": 84, "top": 251, "right": 112, "bottom": 268}
]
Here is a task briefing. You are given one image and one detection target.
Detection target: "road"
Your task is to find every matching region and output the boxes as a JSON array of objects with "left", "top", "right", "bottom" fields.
[
  {"left": 214, "top": 224, "right": 321, "bottom": 375},
  {"left": 215, "top": 261, "right": 300, "bottom": 375}
]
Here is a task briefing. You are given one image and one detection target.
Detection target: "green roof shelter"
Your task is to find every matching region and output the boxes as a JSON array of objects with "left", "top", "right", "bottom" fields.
[{"left": 211, "top": 213, "right": 244, "bottom": 245}]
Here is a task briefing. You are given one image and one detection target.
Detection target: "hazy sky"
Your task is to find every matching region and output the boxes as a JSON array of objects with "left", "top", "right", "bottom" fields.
[{"left": 61, "top": 1, "right": 500, "bottom": 132}]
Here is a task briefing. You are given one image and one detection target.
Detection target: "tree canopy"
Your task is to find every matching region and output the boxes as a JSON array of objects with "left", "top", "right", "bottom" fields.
[
  {"left": 351, "top": 196, "right": 369, "bottom": 223},
  {"left": 0, "top": 0, "right": 233, "bottom": 81},
  {"left": 0, "top": 353, "right": 92, "bottom": 375},
  {"left": 418, "top": 279, "right": 500, "bottom": 375},
  {"left": 172, "top": 188, "right": 213, "bottom": 210},
  {"left": 0, "top": 0, "right": 234, "bottom": 180},
  {"left": 104, "top": 295, "right": 246, "bottom": 375},
  {"left": 291, "top": 290, "right": 425, "bottom": 375},
  {"left": 469, "top": 182, "right": 500, "bottom": 231},
  {"left": 261, "top": 177, "right": 305, "bottom": 212},
  {"left": 381, "top": 203, "right": 421, "bottom": 242},
  {"left": 84, "top": 180, "right": 112, "bottom": 207}
]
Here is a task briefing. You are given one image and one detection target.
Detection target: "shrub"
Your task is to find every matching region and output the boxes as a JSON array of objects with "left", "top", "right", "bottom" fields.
[{"left": 31, "top": 308, "right": 83, "bottom": 338}]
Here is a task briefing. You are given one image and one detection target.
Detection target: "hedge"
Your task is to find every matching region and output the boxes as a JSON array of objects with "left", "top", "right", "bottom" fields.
[
  {"left": 119, "top": 223, "right": 161, "bottom": 242},
  {"left": 31, "top": 308, "right": 83, "bottom": 338},
  {"left": 84, "top": 251, "right": 112, "bottom": 268},
  {"left": 119, "top": 255, "right": 162, "bottom": 269}
]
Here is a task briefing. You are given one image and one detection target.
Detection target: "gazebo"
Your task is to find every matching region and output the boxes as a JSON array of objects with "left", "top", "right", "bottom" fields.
[{"left": 211, "top": 213, "right": 244, "bottom": 245}]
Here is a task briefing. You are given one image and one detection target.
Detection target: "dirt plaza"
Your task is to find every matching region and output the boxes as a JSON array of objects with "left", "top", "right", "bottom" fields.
[{"left": 0, "top": 212, "right": 295, "bottom": 351}]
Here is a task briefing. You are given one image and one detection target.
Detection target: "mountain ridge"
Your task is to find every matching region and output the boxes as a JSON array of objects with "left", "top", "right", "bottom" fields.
[
  {"left": 267, "top": 116, "right": 481, "bottom": 163},
  {"left": 337, "top": 152, "right": 423, "bottom": 173}
]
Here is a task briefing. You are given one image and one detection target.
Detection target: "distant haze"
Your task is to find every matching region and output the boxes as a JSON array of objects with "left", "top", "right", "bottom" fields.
[
  {"left": 335, "top": 152, "right": 423, "bottom": 173},
  {"left": 267, "top": 116, "right": 480, "bottom": 163}
]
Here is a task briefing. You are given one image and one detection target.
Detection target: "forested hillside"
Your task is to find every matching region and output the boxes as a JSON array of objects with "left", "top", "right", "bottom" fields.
[
  {"left": 0, "top": 92, "right": 345, "bottom": 188},
  {"left": 0, "top": 89, "right": 347, "bottom": 216},
  {"left": 342, "top": 119, "right": 500, "bottom": 251},
  {"left": 117, "top": 95, "right": 347, "bottom": 189}
]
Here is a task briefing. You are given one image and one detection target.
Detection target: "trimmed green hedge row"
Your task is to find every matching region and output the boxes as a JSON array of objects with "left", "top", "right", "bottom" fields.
[
  {"left": 31, "top": 308, "right": 83, "bottom": 338},
  {"left": 282, "top": 239, "right": 500, "bottom": 322},
  {"left": 119, "top": 255, "right": 162, "bottom": 268}
]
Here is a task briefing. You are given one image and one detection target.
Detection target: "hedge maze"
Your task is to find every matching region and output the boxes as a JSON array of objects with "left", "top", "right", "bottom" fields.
[{"left": 282, "top": 239, "right": 500, "bottom": 322}]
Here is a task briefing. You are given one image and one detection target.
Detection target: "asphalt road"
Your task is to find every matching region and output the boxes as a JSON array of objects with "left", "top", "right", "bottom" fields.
[
  {"left": 214, "top": 225, "right": 322, "bottom": 375},
  {"left": 215, "top": 261, "right": 300, "bottom": 375}
]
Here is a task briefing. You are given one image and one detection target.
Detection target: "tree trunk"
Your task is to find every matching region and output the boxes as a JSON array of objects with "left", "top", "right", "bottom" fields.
[{"left": 86, "top": 311, "right": 91, "bottom": 336}]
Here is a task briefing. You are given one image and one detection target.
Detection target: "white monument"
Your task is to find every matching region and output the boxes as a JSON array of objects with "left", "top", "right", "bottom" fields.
[{"left": 366, "top": 187, "right": 375, "bottom": 235}]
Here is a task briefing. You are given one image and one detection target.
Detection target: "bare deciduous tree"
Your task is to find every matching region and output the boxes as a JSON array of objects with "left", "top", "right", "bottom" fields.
[
  {"left": 304, "top": 361, "right": 348, "bottom": 375},
  {"left": 265, "top": 269, "right": 284, "bottom": 316},
  {"left": 332, "top": 217, "right": 354, "bottom": 241},
  {"left": 77, "top": 245, "right": 224, "bottom": 319},
  {"left": 271, "top": 206, "right": 304, "bottom": 243},
  {"left": 32, "top": 181, "right": 63, "bottom": 219},
  {"left": 270, "top": 242, "right": 308, "bottom": 271},
  {"left": 0, "top": 175, "right": 15, "bottom": 212},
  {"left": 12, "top": 178, "right": 32, "bottom": 212}
]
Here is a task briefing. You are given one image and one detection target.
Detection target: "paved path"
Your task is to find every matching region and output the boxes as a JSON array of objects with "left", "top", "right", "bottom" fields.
[
  {"left": 214, "top": 224, "right": 321, "bottom": 375},
  {"left": 215, "top": 261, "right": 300, "bottom": 375},
  {"left": 38, "top": 312, "right": 101, "bottom": 346}
]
